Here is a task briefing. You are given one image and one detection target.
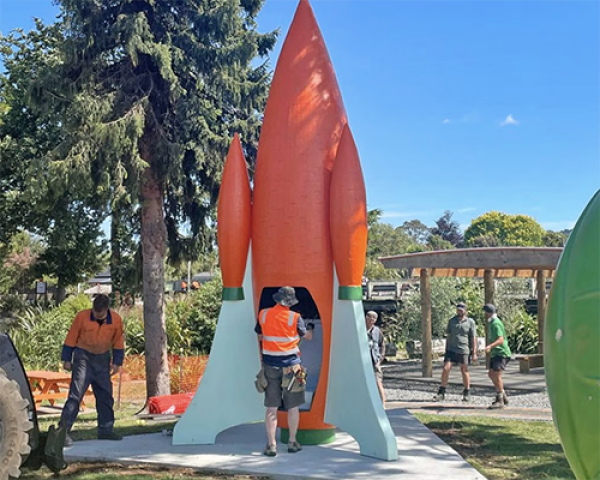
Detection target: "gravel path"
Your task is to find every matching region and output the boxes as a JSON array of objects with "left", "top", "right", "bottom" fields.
[{"left": 382, "top": 360, "right": 551, "bottom": 410}]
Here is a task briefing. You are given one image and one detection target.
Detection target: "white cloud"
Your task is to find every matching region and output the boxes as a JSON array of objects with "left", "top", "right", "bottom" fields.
[
  {"left": 456, "top": 207, "right": 476, "bottom": 214},
  {"left": 442, "top": 119, "right": 451, "bottom": 124},
  {"left": 500, "top": 114, "right": 519, "bottom": 127}
]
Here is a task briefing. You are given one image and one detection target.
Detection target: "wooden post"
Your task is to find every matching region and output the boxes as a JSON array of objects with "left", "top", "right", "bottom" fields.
[
  {"left": 537, "top": 270, "right": 546, "bottom": 354},
  {"left": 420, "top": 269, "right": 433, "bottom": 377},
  {"left": 484, "top": 269, "right": 494, "bottom": 368}
]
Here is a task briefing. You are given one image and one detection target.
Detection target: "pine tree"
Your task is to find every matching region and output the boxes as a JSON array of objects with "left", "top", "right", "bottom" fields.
[
  {"left": 1, "top": 23, "right": 106, "bottom": 299},
  {"left": 35, "top": 0, "right": 276, "bottom": 396}
]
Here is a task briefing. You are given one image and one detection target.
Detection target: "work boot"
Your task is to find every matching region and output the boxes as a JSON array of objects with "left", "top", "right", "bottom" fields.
[
  {"left": 462, "top": 389, "right": 470, "bottom": 403},
  {"left": 503, "top": 392, "right": 509, "bottom": 406},
  {"left": 433, "top": 387, "right": 446, "bottom": 402},
  {"left": 64, "top": 434, "right": 73, "bottom": 447},
  {"left": 98, "top": 431, "right": 123, "bottom": 441},
  {"left": 489, "top": 393, "right": 505, "bottom": 409}
]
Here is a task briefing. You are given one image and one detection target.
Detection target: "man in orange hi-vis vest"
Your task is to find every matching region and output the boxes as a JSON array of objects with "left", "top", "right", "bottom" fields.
[{"left": 255, "top": 286, "right": 314, "bottom": 457}]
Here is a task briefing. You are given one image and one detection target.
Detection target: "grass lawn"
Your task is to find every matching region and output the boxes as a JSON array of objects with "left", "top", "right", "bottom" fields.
[
  {"left": 415, "top": 414, "right": 575, "bottom": 480},
  {"left": 36, "top": 404, "right": 178, "bottom": 441}
]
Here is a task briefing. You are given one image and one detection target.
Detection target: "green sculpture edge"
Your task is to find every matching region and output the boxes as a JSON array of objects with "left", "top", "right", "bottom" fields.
[
  {"left": 545, "top": 189, "right": 600, "bottom": 480},
  {"left": 280, "top": 427, "right": 336, "bottom": 445},
  {"left": 222, "top": 287, "right": 244, "bottom": 301},
  {"left": 338, "top": 286, "right": 362, "bottom": 301}
]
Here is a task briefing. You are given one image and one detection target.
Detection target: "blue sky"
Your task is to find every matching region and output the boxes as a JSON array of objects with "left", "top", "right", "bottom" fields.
[{"left": 1, "top": 0, "right": 598, "bottom": 232}]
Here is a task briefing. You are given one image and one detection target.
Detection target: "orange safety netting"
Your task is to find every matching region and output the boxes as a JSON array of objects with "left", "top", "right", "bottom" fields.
[{"left": 112, "top": 354, "right": 208, "bottom": 409}]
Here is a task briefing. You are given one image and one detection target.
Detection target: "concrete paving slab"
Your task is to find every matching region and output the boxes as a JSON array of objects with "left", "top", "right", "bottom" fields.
[
  {"left": 65, "top": 408, "right": 485, "bottom": 480},
  {"left": 389, "top": 361, "right": 546, "bottom": 392}
]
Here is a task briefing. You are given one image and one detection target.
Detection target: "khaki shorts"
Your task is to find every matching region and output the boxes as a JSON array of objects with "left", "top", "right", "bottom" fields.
[{"left": 264, "top": 364, "right": 305, "bottom": 410}]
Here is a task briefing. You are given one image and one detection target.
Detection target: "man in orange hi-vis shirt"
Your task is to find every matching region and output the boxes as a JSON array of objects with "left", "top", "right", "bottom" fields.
[
  {"left": 60, "top": 294, "right": 124, "bottom": 446},
  {"left": 255, "top": 287, "right": 314, "bottom": 457}
]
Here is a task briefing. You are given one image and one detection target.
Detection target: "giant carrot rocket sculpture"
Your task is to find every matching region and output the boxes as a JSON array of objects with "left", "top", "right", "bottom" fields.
[{"left": 173, "top": 0, "right": 397, "bottom": 461}]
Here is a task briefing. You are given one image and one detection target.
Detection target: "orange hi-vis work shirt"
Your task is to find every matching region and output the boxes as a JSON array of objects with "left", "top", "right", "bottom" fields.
[
  {"left": 258, "top": 304, "right": 301, "bottom": 357},
  {"left": 61, "top": 309, "right": 125, "bottom": 365}
]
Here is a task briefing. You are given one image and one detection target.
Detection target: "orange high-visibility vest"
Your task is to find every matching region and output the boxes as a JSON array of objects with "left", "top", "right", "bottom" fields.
[{"left": 259, "top": 304, "right": 300, "bottom": 356}]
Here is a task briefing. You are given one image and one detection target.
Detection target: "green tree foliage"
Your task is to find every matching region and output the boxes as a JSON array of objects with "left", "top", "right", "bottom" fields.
[
  {"left": 0, "top": 24, "right": 106, "bottom": 297},
  {"left": 27, "top": 0, "right": 275, "bottom": 396},
  {"left": 466, "top": 233, "right": 500, "bottom": 248},
  {"left": 464, "top": 211, "right": 546, "bottom": 247},
  {"left": 431, "top": 210, "right": 463, "bottom": 247},
  {"left": 365, "top": 209, "right": 418, "bottom": 280},
  {"left": 8, "top": 295, "right": 92, "bottom": 370},
  {"left": 0, "top": 231, "right": 44, "bottom": 293},
  {"left": 400, "top": 219, "right": 430, "bottom": 244},
  {"left": 543, "top": 230, "right": 569, "bottom": 247},
  {"left": 426, "top": 234, "right": 455, "bottom": 251}
]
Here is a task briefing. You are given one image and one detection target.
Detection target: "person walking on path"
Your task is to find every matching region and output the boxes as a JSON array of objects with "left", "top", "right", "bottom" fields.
[
  {"left": 434, "top": 303, "right": 477, "bottom": 402},
  {"left": 365, "top": 311, "right": 386, "bottom": 406},
  {"left": 255, "top": 287, "right": 313, "bottom": 457},
  {"left": 60, "top": 294, "right": 124, "bottom": 445},
  {"left": 483, "top": 303, "right": 512, "bottom": 409}
]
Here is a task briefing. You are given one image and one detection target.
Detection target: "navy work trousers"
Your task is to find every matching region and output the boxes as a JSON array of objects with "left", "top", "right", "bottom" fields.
[{"left": 60, "top": 348, "right": 115, "bottom": 435}]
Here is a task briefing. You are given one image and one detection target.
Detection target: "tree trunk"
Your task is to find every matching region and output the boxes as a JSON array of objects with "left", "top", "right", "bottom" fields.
[
  {"left": 55, "top": 285, "right": 67, "bottom": 304},
  {"left": 110, "top": 208, "right": 123, "bottom": 296},
  {"left": 140, "top": 165, "right": 170, "bottom": 398}
]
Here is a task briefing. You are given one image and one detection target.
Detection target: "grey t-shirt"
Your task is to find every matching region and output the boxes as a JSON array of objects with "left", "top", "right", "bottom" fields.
[{"left": 446, "top": 316, "right": 476, "bottom": 355}]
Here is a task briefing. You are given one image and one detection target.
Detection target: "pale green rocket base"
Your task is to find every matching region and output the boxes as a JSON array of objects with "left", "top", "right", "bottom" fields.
[
  {"left": 325, "top": 271, "right": 398, "bottom": 461},
  {"left": 172, "top": 248, "right": 263, "bottom": 445}
]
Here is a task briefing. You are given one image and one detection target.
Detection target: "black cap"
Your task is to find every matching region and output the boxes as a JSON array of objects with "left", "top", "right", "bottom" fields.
[
  {"left": 456, "top": 302, "right": 467, "bottom": 311},
  {"left": 483, "top": 304, "right": 496, "bottom": 314}
]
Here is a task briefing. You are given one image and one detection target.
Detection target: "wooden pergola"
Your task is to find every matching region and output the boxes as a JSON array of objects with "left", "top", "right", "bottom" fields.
[{"left": 380, "top": 247, "right": 563, "bottom": 377}]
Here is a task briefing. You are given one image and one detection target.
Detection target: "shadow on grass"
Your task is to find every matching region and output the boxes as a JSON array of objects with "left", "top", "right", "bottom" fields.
[
  {"left": 21, "top": 462, "right": 270, "bottom": 480},
  {"left": 37, "top": 409, "right": 178, "bottom": 441},
  {"left": 420, "top": 417, "right": 574, "bottom": 480}
]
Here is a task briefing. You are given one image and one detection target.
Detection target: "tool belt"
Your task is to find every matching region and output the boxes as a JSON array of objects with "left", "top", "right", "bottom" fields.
[
  {"left": 281, "top": 365, "right": 307, "bottom": 393},
  {"left": 254, "top": 367, "right": 268, "bottom": 393}
]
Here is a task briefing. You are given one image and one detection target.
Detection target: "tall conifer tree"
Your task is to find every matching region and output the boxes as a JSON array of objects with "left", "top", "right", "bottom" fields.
[{"left": 39, "top": 0, "right": 276, "bottom": 396}]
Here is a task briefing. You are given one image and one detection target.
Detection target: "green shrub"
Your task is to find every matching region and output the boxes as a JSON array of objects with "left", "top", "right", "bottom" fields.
[
  {"left": 0, "top": 294, "right": 28, "bottom": 317},
  {"left": 506, "top": 308, "right": 539, "bottom": 354},
  {"left": 119, "top": 275, "right": 223, "bottom": 355},
  {"left": 120, "top": 307, "right": 145, "bottom": 355},
  {"left": 168, "top": 276, "right": 222, "bottom": 354},
  {"left": 14, "top": 295, "right": 91, "bottom": 370},
  {"left": 388, "top": 278, "right": 484, "bottom": 344}
]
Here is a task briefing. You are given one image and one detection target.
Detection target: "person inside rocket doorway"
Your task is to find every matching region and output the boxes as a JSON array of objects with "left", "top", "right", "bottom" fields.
[{"left": 255, "top": 286, "right": 314, "bottom": 456}]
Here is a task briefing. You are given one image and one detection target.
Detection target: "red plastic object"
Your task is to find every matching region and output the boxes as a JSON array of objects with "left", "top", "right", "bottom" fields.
[{"left": 148, "top": 393, "right": 194, "bottom": 415}]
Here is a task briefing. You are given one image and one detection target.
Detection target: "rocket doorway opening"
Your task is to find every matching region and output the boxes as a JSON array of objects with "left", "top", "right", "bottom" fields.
[{"left": 258, "top": 287, "right": 323, "bottom": 412}]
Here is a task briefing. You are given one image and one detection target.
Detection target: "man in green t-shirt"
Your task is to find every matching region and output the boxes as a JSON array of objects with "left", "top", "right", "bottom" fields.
[{"left": 483, "top": 304, "right": 512, "bottom": 409}]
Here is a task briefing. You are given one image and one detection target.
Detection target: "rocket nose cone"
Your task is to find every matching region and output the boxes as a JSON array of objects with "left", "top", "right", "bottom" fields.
[
  {"left": 330, "top": 124, "right": 368, "bottom": 289},
  {"left": 218, "top": 135, "right": 252, "bottom": 290}
]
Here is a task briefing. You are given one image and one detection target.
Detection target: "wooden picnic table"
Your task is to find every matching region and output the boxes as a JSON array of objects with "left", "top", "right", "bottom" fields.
[{"left": 27, "top": 370, "right": 92, "bottom": 408}]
